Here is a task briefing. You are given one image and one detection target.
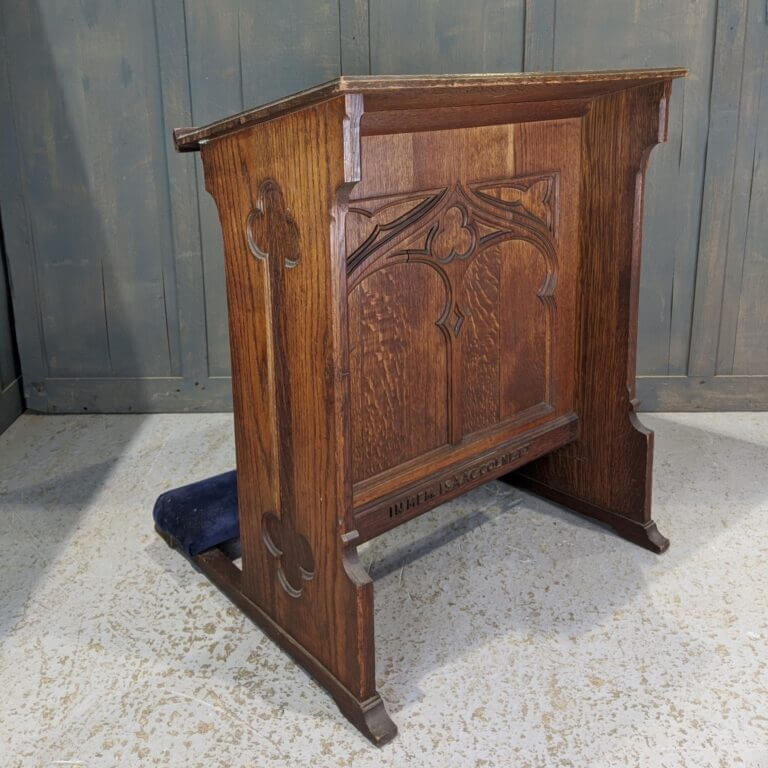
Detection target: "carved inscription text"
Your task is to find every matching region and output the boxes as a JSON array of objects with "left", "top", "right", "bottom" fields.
[{"left": 387, "top": 444, "right": 531, "bottom": 519}]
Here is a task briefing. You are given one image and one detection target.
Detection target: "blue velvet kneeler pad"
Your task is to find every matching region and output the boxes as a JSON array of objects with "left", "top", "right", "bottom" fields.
[{"left": 153, "top": 470, "right": 239, "bottom": 556}]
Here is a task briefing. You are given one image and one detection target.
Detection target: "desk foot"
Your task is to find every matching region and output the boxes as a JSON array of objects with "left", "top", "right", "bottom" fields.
[
  {"left": 505, "top": 475, "right": 669, "bottom": 553},
  {"left": 343, "top": 694, "right": 398, "bottom": 746},
  {"left": 156, "top": 525, "right": 397, "bottom": 745}
]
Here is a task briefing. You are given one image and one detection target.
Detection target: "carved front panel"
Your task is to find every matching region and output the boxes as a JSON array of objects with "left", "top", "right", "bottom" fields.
[{"left": 346, "top": 121, "right": 580, "bottom": 496}]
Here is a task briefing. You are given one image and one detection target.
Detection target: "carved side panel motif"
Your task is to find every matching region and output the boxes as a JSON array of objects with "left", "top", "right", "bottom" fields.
[
  {"left": 245, "top": 179, "right": 301, "bottom": 269},
  {"left": 346, "top": 173, "right": 559, "bottom": 483},
  {"left": 246, "top": 178, "right": 310, "bottom": 597},
  {"left": 470, "top": 173, "right": 558, "bottom": 236},
  {"left": 262, "top": 512, "right": 316, "bottom": 598}
]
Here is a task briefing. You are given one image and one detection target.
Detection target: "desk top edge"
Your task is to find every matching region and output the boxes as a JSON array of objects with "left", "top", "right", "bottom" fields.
[{"left": 174, "top": 68, "right": 687, "bottom": 152}]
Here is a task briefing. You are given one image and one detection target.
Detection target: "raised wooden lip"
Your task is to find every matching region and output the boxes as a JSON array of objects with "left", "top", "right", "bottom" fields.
[{"left": 174, "top": 68, "right": 687, "bottom": 151}]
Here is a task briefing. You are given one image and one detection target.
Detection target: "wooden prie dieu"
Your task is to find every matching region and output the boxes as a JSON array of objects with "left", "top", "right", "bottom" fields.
[{"left": 170, "top": 69, "right": 686, "bottom": 744}]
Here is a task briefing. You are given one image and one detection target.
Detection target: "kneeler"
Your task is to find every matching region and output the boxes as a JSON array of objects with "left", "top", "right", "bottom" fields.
[{"left": 154, "top": 69, "right": 686, "bottom": 745}]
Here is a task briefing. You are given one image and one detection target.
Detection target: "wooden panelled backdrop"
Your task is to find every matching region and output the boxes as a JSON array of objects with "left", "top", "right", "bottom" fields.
[{"left": 0, "top": 0, "right": 766, "bottom": 420}]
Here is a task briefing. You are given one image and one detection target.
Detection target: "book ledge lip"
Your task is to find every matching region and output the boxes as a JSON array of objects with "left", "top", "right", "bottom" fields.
[{"left": 174, "top": 67, "right": 688, "bottom": 152}]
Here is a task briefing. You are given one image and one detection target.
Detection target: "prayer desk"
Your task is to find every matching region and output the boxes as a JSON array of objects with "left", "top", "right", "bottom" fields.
[{"left": 162, "top": 69, "right": 686, "bottom": 744}]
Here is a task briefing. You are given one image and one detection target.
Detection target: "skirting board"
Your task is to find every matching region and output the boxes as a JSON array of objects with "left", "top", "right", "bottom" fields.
[
  {"left": 0, "top": 376, "right": 23, "bottom": 433},
  {"left": 636, "top": 375, "right": 768, "bottom": 411},
  {"left": 18, "top": 375, "right": 768, "bottom": 415},
  {"left": 22, "top": 376, "right": 234, "bottom": 414}
]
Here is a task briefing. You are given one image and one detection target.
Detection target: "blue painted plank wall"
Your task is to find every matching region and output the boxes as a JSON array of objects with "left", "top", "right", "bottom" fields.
[{"left": 0, "top": 0, "right": 765, "bottom": 413}]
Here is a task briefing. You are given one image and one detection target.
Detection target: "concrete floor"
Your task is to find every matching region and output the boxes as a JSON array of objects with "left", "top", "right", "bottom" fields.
[{"left": 0, "top": 412, "right": 766, "bottom": 767}]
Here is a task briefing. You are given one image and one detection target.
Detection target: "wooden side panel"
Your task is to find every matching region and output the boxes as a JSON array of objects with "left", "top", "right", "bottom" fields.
[
  {"left": 200, "top": 97, "right": 388, "bottom": 729},
  {"left": 510, "top": 83, "right": 672, "bottom": 552}
]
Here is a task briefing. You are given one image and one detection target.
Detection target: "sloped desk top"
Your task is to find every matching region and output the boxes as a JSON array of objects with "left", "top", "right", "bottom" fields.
[{"left": 174, "top": 68, "right": 686, "bottom": 150}]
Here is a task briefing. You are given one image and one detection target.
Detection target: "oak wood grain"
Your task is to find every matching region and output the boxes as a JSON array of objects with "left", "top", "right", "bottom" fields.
[
  {"left": 174, "top": 68, "right": 685, "bottom": 743},
  {"left": 200, "top": 94, "right": 395, "bottom": 744},
  {"left": 346, "top": 118, "right": 581, "bottom": 509},
  {"left": 507, "top": 81, "right": 675, "bottom": 553}
]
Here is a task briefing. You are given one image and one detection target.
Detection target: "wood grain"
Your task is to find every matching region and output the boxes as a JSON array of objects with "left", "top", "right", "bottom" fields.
[
  {"left": 348, "top": 262, "right": 449, "bottom": 482},
  {"left": 508, "top": 81, "right": 675, "bottom": 552},
  {"left": 173, "top": 69, "right": 683, "bottom": 743},
  {"left": 345, "top": 119, "right": 580, "bottom": 503},
  {"left": 200, "top": 94, "right": 395, "bottom": 744}
]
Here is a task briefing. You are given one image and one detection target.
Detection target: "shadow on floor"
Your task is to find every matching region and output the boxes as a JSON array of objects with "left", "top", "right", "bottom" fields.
[{"left": 0, "top": 414, "right": 150, "bottom": 640}]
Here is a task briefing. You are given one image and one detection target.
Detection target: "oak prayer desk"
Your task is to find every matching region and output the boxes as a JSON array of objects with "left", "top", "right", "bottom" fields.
[{"left": 157, "top": 69, "right": 686, "bottom": 744}]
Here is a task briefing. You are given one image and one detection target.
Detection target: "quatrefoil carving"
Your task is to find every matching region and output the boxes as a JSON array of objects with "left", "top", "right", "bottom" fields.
[
  {"left": 262, "top": 512, "right": 315, "bottom": 598},
  {"left": 430, "top": 205, "right": 475, "bottom": 263},
  {"left": 245, "top": 179, "right": 301, "bottom": 269}
]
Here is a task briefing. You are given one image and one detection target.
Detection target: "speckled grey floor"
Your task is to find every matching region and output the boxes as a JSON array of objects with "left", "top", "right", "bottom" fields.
[{"left": 1, "top": 413, "right": 767, "bottom": 767}]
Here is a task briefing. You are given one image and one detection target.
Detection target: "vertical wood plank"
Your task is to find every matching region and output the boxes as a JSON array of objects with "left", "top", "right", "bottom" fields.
[
  {"left": 551, "top": 0, "right": 718, "bottom": 377},
  {"left": 185, "top": 1, "right": 241, "bottom": 378},
  {"left": 523, "top": 0, "right": 556, "bottom": 71},
  {"left": 688, "top": 0, "right": 750, "bottom": 376},
  {"left": 0, "top": 3, "right": 46, "bottom": 406},
  {"left": 0, "top": 15, "right": 24, "bottom": 431},
  {"left": 340, "top": 0, "right": 371, "bottom": 75},
  {"left": 716, "top": 0, "right": 768, "bottom": 373},
  {"left": 732, "top": 28, "right": 768, "bottom": 373},
  {"left": 369, "top": 0, "right": 525, "bottom": 74},
  {"left": 0, "top": 217, "right": 23, "bottom": 433},
  {"left": 154, "top": 0, "right": 210, "bottom": 388},
  {"left": 0, "top": 0, "right": 179, "bottom": 381},
  {"left": 77, "top": 0, "right": 180, "bottom": 377}
]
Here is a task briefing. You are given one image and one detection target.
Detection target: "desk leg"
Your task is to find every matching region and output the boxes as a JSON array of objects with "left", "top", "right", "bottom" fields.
[
  {"left": 199, "top": 96, "right": 396, "bottom": 744},
  {"left": 507, "top": 411, "right": 666, "bottom": 553},
  {"left": 504, "top": 83, "right": 672, "bottom": 554}
]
